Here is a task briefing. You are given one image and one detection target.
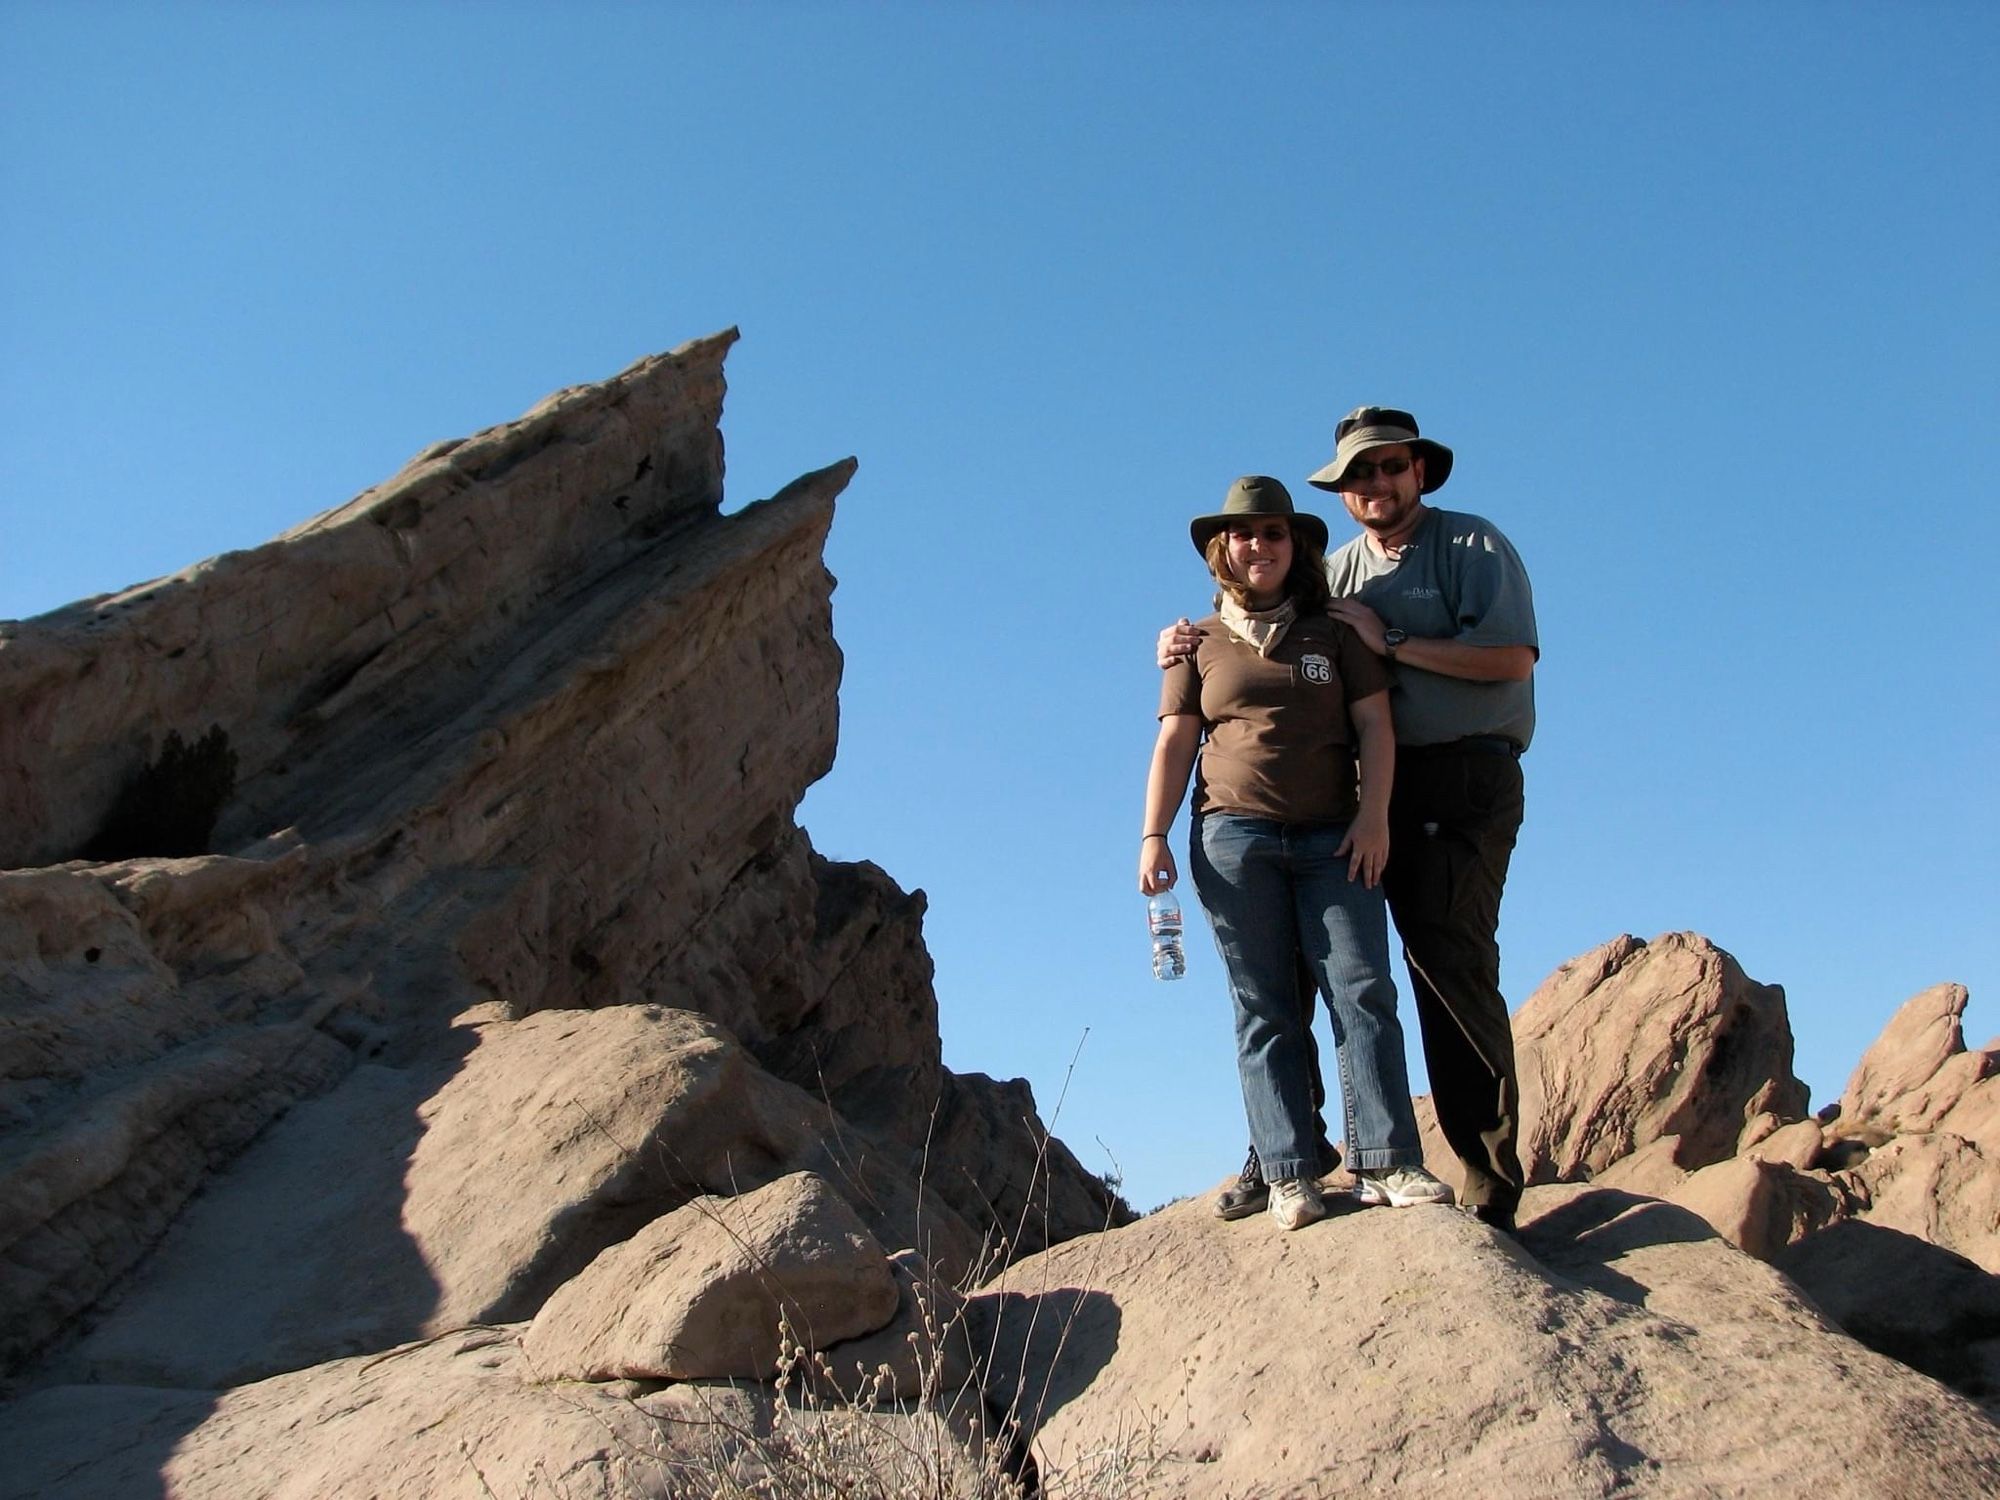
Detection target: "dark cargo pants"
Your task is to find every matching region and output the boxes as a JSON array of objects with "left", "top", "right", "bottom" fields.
[{"left": 1383, "top": 742, "right": 1526, "bottom": 1215}]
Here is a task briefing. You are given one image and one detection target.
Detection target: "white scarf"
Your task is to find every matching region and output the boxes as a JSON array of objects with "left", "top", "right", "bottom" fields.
[{"left": 1218, "top": 597, "right": 1298, "bottom": 657}]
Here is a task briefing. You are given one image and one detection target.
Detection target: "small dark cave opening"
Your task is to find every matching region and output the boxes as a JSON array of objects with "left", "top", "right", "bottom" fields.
[{"left": 79, "top": 725, "right": 238, "bottom": 860}]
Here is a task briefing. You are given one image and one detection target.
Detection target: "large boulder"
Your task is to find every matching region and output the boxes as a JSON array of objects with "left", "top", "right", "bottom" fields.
[
  {"left": 522, "top": 1172, "right": 902, "bottom": 1383},
  {"left": 1513, "top": 932, "right": 1808, "bottom": 1183},
  {"left": 1664, "top": 1155, "right": 1853, "bottom": 1260}
]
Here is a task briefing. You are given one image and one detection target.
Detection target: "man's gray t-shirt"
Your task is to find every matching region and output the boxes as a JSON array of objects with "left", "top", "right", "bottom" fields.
[{"left": 1324, "top": 507, "right": 1538, "bottom": 750}]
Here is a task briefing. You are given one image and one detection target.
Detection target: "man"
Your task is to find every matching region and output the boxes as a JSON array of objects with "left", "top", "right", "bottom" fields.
[{"left": 1162, "top": 407, "right": 1537, "bottom": 1233}]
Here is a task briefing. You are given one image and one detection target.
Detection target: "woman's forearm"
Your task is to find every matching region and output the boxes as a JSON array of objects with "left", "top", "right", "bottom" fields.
[{"left": 1139, "top": 716, "right": 1201, "bottom": 893}]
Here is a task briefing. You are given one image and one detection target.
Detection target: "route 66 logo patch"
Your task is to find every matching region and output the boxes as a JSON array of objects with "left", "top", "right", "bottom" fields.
[{"left": 1300, "top": 653, "right": 1332, "bottom": 685}]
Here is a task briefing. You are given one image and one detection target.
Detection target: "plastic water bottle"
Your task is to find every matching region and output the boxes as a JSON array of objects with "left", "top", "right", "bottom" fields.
[{"left": 1147, "top": 888, "right": 1185, "bottom": 981}]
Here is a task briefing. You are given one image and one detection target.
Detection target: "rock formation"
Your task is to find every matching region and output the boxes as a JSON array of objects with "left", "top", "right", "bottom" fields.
[
  {"left": 0, "top": 331, "right": 1116, "bottom": 1492},
  {"left": 959, "top": 939, "right": 2000, "bottom": 1497},
  {"left": 1507, "top": 935, "right": 2000, "bottom": 1411},
  {"left": 1514, "top": 931, "right": 1808, "bottom": 1183},
  {"left": 4, "top": 334, "right": 1996, "bottom": 1497}
]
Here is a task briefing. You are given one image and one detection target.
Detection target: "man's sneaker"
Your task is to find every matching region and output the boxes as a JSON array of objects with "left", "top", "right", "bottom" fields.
[
  {"left": 1214, "top": 1145, "right": 1268, "bottom": 1221},
  {"left": 1268, "top": 1176, "right": 1327, "bottom": 1231},
  {"left": 1353, "top": 1165, "right": 1455, "bottom": 1208}
]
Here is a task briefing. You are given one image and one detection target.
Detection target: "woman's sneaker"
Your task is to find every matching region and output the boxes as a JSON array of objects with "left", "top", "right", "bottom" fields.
[
  {"left": 1353, "top": 1166, "right": 1454, "bottom": 1208},
  {"left": 1214, "top": 1145, "right": 1268, "bottom": 1221},
  {"left": 1268, "top": 1176, "right": 1327, "bottom": 1231}
]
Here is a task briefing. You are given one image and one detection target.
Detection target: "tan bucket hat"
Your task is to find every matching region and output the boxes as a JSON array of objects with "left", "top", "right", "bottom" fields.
[
  {"left": 1189, "top": 475, "right": 1329, "bottom": 557},
  {"left": 1306, "top": 406, "right": 1454, "bottom": 493}
]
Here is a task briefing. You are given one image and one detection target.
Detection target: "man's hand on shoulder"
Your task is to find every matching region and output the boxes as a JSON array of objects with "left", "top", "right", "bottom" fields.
[
  {"left": 1157, "top": 618, "right": 1203, "bottom": 669},
  {"left": 1327, "top": 598, "right": 1388, "bottom": 655}
]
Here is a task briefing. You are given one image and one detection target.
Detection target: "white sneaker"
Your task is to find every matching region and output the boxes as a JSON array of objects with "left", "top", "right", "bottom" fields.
[
  {"left": 1353, "top": 1166, "right": 1454, "bottom": 1208},
  {"left": 1268, "top": 1176, "right": 1327, "bottom": 1231}
]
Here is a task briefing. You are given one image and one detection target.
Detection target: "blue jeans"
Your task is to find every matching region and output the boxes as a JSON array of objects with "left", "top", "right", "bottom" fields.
[{"left": 1190, "top": 813, "right": 1422, "bottom": 1181}]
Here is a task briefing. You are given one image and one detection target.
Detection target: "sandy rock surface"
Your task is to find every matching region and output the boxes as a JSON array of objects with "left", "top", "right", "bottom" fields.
[
  {"left": 0, "top": 1327, "right": 1015, "bottom": 1500},
  {"left": 971, "top": 1185, "right": 2000, "bottom": 1499}
]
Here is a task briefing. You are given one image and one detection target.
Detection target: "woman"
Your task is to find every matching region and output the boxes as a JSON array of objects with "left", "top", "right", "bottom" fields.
[{"left": 1139, "top": 476, "right": 1448, "bottom": 1230}]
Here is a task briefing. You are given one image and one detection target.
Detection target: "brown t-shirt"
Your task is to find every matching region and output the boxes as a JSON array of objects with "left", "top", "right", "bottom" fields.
[{"left": 1158, "top": 613, "right": 1391, "bottom": 824}]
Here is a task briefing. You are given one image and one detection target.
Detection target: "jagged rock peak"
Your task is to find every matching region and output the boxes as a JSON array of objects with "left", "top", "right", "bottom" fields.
[{"left": 0, "top": 327, "right": 818, "bottom": 872}]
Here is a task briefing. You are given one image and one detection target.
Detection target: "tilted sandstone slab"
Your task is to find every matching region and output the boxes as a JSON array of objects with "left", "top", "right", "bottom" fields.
[
  {"left": 969, "top": 1185, "right": 2000, "bottom": 1499},
  {"left": 0, "top": 330, "right": 748, "bottom": 871},
  {"left": 1514, "top": 931, "right": 1809, "bottom": 1183},
  {"left": 1835, "top": 981, "right": 1970, "bottom": 1125},
  {"left": 522, "top": 1171, "right": 901, "bottom": 1383}
]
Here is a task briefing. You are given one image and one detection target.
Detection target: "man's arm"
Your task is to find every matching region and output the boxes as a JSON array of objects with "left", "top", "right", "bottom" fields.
[{"left": 1327, "top": 598, "right": 1535, "bottom": 681}]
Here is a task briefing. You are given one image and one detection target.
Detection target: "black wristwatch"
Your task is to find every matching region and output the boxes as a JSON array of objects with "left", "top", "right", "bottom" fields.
[{"left": 1383, "top": 628, "right": 1407, "bottom": 659}]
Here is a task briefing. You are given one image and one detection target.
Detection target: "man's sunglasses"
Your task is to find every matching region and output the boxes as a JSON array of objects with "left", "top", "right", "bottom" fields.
[{"left": 1342, "top": 456, "right": 1414, "bottom": 484}]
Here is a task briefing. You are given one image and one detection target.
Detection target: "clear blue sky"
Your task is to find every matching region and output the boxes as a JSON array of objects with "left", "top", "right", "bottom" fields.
[{"left": 6, "top": 3, "right": 1996, "bottom": 1212}]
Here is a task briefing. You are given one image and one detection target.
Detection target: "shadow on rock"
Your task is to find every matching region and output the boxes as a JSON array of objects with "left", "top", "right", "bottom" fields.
[
  {"left": 1527, "top": 1186, "right": 1730, "bottom": 1307},
  {"left": 1775, "top": 1218, "right": 2000, "bottom": 1411},
  {"left": 961, "top": 1287, "right": 1122, "bottom": 1443}
]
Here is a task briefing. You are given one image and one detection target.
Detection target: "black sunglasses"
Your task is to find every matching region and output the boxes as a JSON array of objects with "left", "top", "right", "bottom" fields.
[{"left": 1341, "top": 456, "right": 1415, "bottom": 484}]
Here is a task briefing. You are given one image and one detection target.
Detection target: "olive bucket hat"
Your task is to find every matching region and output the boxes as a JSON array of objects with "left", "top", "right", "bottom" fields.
[
  {"left": 1305, "top": 406, "right": 1455, "bottom": 494},
  {"left": 1189, "top": 475, "right": 1329, "bottom": 558}
]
